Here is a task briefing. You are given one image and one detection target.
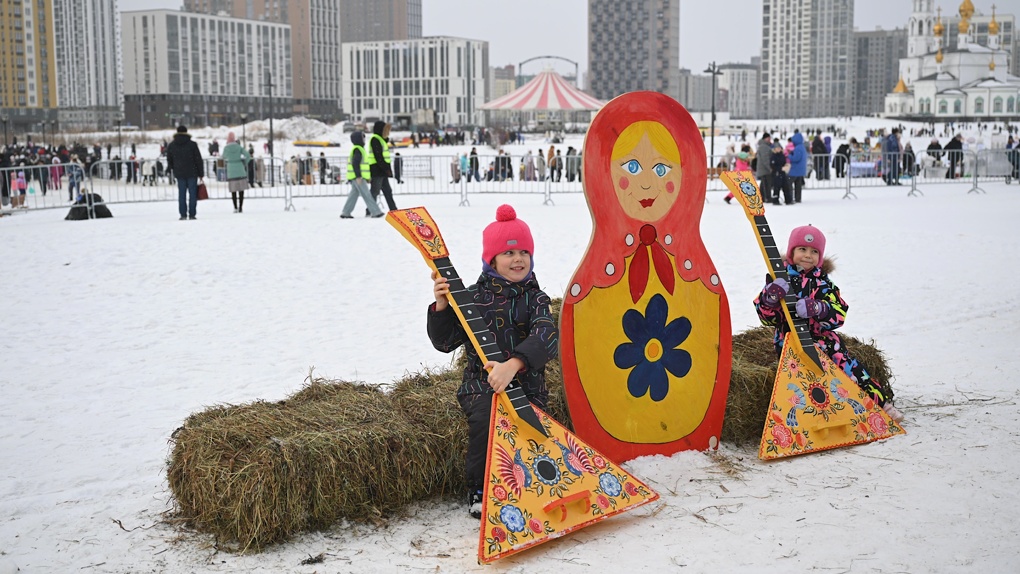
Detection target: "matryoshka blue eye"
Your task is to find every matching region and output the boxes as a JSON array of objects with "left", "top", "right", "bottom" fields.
[
  {"left": 653, "top": 163, "right": 672, "bottom": 177},
  {"left": 622, "top": 159, "right": 643, "bottom": 175}
]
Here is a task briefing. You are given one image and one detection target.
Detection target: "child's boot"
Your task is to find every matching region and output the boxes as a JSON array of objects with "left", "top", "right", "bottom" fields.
[{"left": 468, "top": 489, "right": 483, "bottom": 519}]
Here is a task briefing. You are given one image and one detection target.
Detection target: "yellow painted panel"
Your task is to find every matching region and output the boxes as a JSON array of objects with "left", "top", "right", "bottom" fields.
[{"left": 572, "top": 250, "right": 720, "bottom": 443}]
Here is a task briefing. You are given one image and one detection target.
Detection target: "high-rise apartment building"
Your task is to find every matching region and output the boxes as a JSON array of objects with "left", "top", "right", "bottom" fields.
[
  {"left": 341, "top": 37, "right": 488, "bottom": 127},
  {"left": 53, "top": 0, "right": 121, "bottom": 131},
  {"left": 340, "top": 0, "right": 421, "bottom": 43},
  {"left": 184, "top": 0, "right": 342, "bottom": 121},
  {"left": 0, "top": 0, "right": 58, "bottom": 137},
  {"left": 491, "top": 64, "right": 516, "bottom": 101},
  {"left": 853, "top": 28, "right": 907, "bottom": 116},
  {"left": 121, "top": 10, "right": 292, "bottom": 129},
  {"left": 588, "top": 0, "right": 680, "bottom": 101},
  {"left": 760, "top": 0, "right": 855, "bottom": 119},
  {"left": 677, "top": 68, "right": 713, "bottom": 112},
  {"left": 183, "top": 0, "right": 421, "bottom": 122},
  {"left": 718, "top": 62, "right": 760, "bottom": 119}
]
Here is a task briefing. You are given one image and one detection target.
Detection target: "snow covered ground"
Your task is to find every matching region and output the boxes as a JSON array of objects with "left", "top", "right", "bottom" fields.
[{"left": 2, "top": 116, "right": 1020, "bottom": 572}]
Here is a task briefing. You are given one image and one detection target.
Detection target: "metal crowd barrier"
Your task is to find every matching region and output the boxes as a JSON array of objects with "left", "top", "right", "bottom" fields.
[
  {"left": 704, "top": 147, "right": 1017, "bottom": 201},
  {"left": 4, "top": 148, "right": 1016, "bottom": 216}
]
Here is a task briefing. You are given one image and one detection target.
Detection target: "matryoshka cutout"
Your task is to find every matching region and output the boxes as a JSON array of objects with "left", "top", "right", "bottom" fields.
[{"left": 560, "top": 91, "right": 732, "bottom": 462}]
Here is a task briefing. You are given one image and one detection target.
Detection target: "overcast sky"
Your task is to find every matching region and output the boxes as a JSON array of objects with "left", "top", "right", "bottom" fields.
[{"left": 120, "top": 0, "right": 923, "bottom": 77}]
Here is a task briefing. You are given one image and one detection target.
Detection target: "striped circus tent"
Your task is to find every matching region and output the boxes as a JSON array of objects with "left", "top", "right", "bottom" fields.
[{"left": 480, "top": 69, "right": 605, "bottom": 111}]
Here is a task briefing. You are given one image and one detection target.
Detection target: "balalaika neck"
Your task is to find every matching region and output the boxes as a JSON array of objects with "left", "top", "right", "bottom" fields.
[
  {"left": 752, "top": 216, "right": 823, "bottom": 370},
  {"left": 433, "top": 256, "right": 548, "bottom": 437}
]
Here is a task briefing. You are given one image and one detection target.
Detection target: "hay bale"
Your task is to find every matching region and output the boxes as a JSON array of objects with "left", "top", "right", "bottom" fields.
[
  {"left": 542, "top": 299, "right": 572, "bottom": 428},
  {"left": 168, "top": 379, "right": 449, "bottom": 551},
  {"left": 167, "top": 300, "right": 893, "bottom": 551},
  {"left": 721, "top": 326, "right": 895, "bottom": 445},
  {"left": 389, "top": 369, "right": 469, "bottom": 496}
]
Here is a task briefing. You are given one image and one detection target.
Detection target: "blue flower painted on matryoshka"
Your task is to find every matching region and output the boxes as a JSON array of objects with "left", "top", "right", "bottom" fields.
[{"left": 613, "top": 294, "right": 693, "bottom": 401}]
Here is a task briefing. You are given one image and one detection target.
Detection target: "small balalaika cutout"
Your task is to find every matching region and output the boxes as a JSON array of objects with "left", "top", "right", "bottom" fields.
[
  {"left": 387, "top": 207, "right": 658, "bottom": 563},
  {"left": 720, "top": 172, "right": 905, "bottom": 460}
]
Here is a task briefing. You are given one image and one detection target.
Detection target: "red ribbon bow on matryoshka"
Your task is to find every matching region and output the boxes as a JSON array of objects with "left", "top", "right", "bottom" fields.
[{"left": 628, "top": 224, "right": 675, "bottom": 303}]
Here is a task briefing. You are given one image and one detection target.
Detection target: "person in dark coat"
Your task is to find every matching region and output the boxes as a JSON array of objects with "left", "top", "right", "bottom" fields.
[
  {"left": 368, "top": 120, "right": 396, "bottom": 211},
  {"left": 468, "top": 147, "right": 480, "bottom": 182},
  {"left": 1007, "top": 136, "right": 1020, "bottom": 180},
  {"left": 811, "top": 133, "right": 828, "bottom": 180},
  {"left": 247, "top": 144, "right": 256, "bottom": 187},
  {"left": 0, "top": 148, "right": 11, "bottom": 206},
  {"left": 165, "top": 125, "right": 205, "bottom": 220},
  {"left": 833, "top": 141, "right": 851, "bottom": 178},
  {"left": 944, "top": 134, "right": 963, "bottom": 179},
  {"left": 926, "top": 137, "right": 944, "bottom": 173},
  {"left": 769, "top": 142, "right": 790, "bottom": 205},
  {"left": 756, "top": 133, "right": 774, "bottom": 200},
  {"left": 901, "top": 143, "right": 916, "bottom": 176}
]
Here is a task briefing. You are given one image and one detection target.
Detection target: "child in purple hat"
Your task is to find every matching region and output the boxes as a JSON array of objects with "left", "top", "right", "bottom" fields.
[{"left": 754, "top": 224, "right": 903, "bottom": 421}]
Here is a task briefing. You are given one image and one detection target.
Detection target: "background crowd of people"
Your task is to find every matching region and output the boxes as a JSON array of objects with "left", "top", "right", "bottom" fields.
[
  {"left": 6, "top": 118, "right": 1020, "bottom": 215},
  {"left": 717, "top": 123, "right": 1020, "bottom": 205}
]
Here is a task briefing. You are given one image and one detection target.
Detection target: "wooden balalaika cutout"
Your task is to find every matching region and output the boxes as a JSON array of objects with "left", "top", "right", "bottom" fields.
[
  {"left": 387, "top": 207, "right": 659, "bottom": 564},
  {"left": 720, "top": 172, "right": 904, "bottom": 460}
]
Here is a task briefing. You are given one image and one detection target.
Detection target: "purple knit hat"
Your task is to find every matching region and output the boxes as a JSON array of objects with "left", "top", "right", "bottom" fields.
[{"left": 786, "top": 225, "right": 826, "bottom": 264}]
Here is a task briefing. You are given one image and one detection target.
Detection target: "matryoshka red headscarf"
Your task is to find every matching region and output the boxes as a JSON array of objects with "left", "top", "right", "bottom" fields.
[{"left": 566, "top": 91, "right": 722, "bottom": 304}]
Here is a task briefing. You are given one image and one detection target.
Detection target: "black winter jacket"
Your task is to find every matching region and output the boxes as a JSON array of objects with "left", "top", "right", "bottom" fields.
[
  {"left": 369, "top": 120, "right": 392, "bottom": 178},
  {"left": 427, "top": 272, "right": 558, "bottom": 407},
  {"left": 166, "top": 133, "right": 204, "bottom": 179}
]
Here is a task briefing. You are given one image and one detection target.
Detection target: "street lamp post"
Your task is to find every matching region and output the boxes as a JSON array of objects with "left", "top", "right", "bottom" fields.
[
  {"left": 265, "top": 71, "right": 275, "bottom": 187},
  {"left": 703, "top": 61, "right": 723, "bottom": 168},
  {"left": 240, "top": 113, "right": 247, "bottom": 147},
  {"left": 116, "top": 118, "right": 123, "bottom": 158},
  {"left": 1, "top": 115, "right": 7, "bottom": 148},
  {"left": 41, "top": 121, "right": 47, "bottom": 150}
]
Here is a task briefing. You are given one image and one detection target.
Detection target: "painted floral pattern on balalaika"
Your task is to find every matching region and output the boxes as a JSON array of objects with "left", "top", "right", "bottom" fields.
[
  {"left": 386, "top": 207, "right": 659, "bottom": 564},
  {"left": 720, "top": 171, "right": 905, "bottom": 460}
]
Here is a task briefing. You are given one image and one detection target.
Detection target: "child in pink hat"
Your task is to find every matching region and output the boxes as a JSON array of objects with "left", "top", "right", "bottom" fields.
[
  {"left": 754, "top": 224, "right": 903, "bottom": 421},
  {"left": 426, "top": 204, "right": 558, "bottom": 519}
]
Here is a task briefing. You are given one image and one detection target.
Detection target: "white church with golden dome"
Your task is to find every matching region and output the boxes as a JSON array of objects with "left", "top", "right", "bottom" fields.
[{"left": 884, "top": 0, "right": 1020, "bottom": 119}]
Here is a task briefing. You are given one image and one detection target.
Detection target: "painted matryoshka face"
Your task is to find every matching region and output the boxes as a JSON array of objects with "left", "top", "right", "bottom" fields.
[{"left": 611, "top": 124, "right": 683, "bottom": 222}]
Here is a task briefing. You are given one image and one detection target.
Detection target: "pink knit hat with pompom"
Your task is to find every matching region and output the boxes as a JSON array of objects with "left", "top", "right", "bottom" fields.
[
  {"left": 482, "top": 204, "right": 534, "bottom": 263},
  {"left": 786, "top": 224, "right": 826, "bottom": 264}
]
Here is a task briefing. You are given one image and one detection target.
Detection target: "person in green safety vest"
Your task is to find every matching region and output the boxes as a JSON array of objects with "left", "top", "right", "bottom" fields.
[
  {"left": 340, "top": 130, "right": 384, "bottom": 219},
  {"left": 367, "top": 120, "right": 398, "bottom": 212}
]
